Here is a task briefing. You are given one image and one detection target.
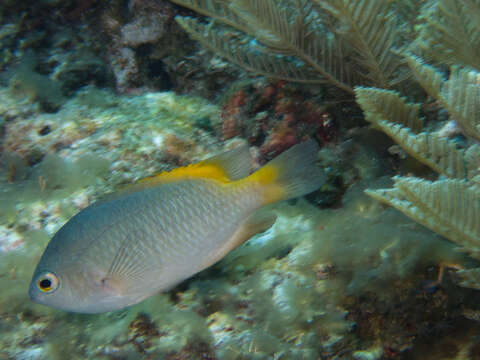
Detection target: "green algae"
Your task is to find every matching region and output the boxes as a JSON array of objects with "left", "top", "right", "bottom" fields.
[
  {"left": 8, "top": 54, "right": 65, "bottom": 113},
  {"left": 0, "top": 153, "right": 110, "bottom": 225}
]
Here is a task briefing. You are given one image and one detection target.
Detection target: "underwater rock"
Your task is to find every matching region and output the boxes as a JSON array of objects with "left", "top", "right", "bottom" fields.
[
  {"left": 101, "top": 0, "right": 188, "bottom": 93},
  {"left": 219, "top": 80, "right": 337, "bottom": 163},
  {"left": 54, "top": 51, "right": 109, "bottom": 96},
  {"left": 121, "top": 11, "right": 168, "bottom": 48},
  {"left": 109, "top": 47, "right": 140, "bottom": 93}
]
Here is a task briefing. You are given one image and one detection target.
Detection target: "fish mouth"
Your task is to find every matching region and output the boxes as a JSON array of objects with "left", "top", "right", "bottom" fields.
[{"left": 28, "top": 284, "right": 42, "bottom": 304}]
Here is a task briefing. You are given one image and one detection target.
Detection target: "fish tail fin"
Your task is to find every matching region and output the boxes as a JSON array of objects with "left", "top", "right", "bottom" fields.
[{"left": 247, "top": 140, "right": 325, "bottom": 204}]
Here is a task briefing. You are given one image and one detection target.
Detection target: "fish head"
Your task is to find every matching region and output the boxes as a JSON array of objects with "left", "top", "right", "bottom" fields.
[
  {"left": 29, "top": 260, "right": 135, "bottom": 313},
  {"left": 29, "top": 206, "right": 146, "bottom": 313}
]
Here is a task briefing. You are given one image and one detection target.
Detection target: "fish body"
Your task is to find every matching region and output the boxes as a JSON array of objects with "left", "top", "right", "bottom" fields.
[{"left": 29, "top": 140, "right": 324, "bottom": 313}]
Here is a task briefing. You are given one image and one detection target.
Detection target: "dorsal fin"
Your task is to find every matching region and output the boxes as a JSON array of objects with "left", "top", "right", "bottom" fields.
[
  {"left": 139, "top": 143, "right": 251, "bottom": 186},
  {"left": 200, "top": 143, "right": 251, "bottom": 181},
  {"left": 93, "top": 144, "right": 251, "bottom": 205}
]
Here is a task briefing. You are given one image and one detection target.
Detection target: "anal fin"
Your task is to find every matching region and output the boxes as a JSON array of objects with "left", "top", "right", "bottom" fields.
[{"left": 201, "top": 211, "right": 277, "bottom": 269}]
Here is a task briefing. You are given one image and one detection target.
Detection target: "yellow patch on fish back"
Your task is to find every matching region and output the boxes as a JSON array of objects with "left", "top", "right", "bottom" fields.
[
  {"left": 96, "top": 146, "right": 251, "bottom": 204},
  {"left": 139, "top": 161, "right": 231, "bottom": 186},
  {"left": 248, "top": 164, "right": 278, "bottom": 185},
  {"left": 245, "top": 162, "right": 287, "bottom": 204},
  {"left": 140, "top": 144, "right": 251, "bottom": 186}
]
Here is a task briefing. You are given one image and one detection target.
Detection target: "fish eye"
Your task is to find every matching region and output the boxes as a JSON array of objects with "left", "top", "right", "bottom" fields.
[{"left": 36, "top": 272, "right": 59, "bottom": 293}]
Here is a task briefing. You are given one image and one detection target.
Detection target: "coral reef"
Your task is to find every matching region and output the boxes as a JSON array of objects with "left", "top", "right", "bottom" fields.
[
  {"left": 1, "top": 79, "right": 479, "bottom": 357},
  {"left": 1, "top": 0, "right": 480, "bottom": 359}
]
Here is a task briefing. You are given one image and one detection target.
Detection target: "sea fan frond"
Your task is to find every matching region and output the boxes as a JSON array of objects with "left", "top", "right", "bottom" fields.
[
  {"left": 457, "top": 268, "right": 480, "bottom": 290},
  {"left": 175, "top": 7, "right": 357, "bottom": 92},
  {"left": 407, "top": 55, "right": 480, "bottom": 141},
  {"left": 416, "top": 0, "right": 480, "bottom": 68},
  {"left": 366, "top": 177, "right": 480, "bottom": 259},
  {"left": 355, "top": 87, "right": 423, "bottom": 133},
  {"left": 176, "top": 17, "right": 336, "bottom": 85},
  {"left": 169, "top": 0, "right": 249, "bottom": 31},
  {"left": 171, "top": 0, "right": 408, "bottom": 92},
  {"left": 355, "top": 87, "right": 480, "bottom": 180},
  {"left": 315, "top": 0, "right": 405, "bottom": 88}
]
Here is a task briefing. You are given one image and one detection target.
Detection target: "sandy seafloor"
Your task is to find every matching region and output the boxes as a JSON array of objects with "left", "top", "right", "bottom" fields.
[{"left": 1, "top": 1, "right": 480, "bottom": 359}]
